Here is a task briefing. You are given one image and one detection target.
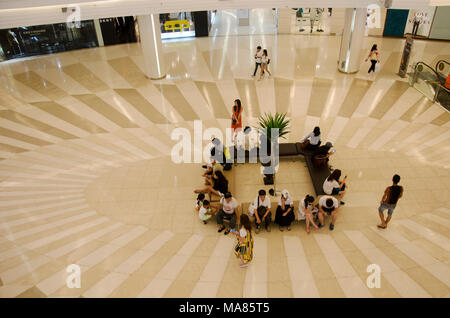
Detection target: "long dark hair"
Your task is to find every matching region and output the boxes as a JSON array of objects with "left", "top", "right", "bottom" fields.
[
  {"left": 240, "top": 214, "right": 252, "bottom": 232},
  {"left": 313, "top": 126, "right": 320, "bottom": 136},
  {"left": 327, "top": 169, "right": 341, "bottom": 182},
  {"left": 234, "top": 99, "right": 241, "bottom": 113},
  {"left": 214, "top": 170, "right": 227, "bottom": 182},
  {"left": 263, "top": 49, "right": 268, "bottom": 56},
  {"left": 371, "top": 44, "right": 377, "bottom": 51},
  {"left": 303, "top": 194, "right": 314, "bottom": 208}
]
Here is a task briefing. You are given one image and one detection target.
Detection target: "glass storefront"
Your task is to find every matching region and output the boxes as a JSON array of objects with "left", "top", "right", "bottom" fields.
[
  {"left": 159, "top": 12, "right": 195, "bottom": 39},
  {"left": 0, "top": 20, "right": 98, "bottom": 60}
]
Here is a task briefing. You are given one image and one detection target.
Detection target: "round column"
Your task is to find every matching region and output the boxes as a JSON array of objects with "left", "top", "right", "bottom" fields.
[
  {"left": 338, "top": 8, "right": 367, "bottom": 73},
  {"left": 137, "top": 14, "right": 166, "bottom": 80}
]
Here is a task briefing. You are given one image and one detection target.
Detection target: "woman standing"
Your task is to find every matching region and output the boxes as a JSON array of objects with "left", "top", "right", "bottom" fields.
[
  {"left": 275, "top": 189, "right": 295, "bottom": 231},
  {"left": 231, "top": 99, "right": 243, "bottom": 141},
  {"left": 258, "top": 49, "right": 272, "bottom": 80},
  {"left": 365, "top": 44, "right": 380, "bottom": 74},
  {"left": 300, "top": 194, "right": 319, "bottom": 234},
  {"left": 234, "top": 214, "right": 254, "bottom": 268}
]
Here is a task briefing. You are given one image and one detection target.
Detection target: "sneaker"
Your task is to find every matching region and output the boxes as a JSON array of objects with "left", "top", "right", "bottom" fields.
[
  {"left": 329, "top": 223, "right": 335, "bottom": 231},
  {"left": 202, "top": 165, "right": 207, "bottom": 169},
  {"left": 218, "top": 226, "right": 225, "bottom": 233},
  {"left": 340, "top": 201, "right": 345, "bottom": 205},
  {"left": 224, "top": 229, "right": 230, "bottom": 235},
  {"left": 318, "top": 223, "right": 324, "bottom": 229},
  {"left": 203, "top": 221, "right": 207, "bottom": 224}
]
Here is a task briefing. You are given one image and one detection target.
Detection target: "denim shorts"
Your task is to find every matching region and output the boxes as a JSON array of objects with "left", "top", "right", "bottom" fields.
[{"left": 378, "top": 202, "right": 396, "bottom": 215}]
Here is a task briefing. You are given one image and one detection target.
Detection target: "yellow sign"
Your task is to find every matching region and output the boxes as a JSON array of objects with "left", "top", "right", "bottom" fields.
[{"left": 164, "top": 20, "right": 190, "bottom": 32}]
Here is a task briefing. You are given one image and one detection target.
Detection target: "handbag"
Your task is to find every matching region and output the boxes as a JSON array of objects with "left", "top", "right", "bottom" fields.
[{"left": 232, "top": 118, "right": 237, "bottom": 125}]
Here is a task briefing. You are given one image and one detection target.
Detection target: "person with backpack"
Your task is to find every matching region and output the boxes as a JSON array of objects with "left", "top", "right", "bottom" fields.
[
  {"left": 258, "top": 49, "right": 272, "bottom": 80},
  {"left": 233, "top": 214, "right": 254, "bottom": 268},
  {"left": 377, "top": 174, "right": 403, "bottom": 229}
]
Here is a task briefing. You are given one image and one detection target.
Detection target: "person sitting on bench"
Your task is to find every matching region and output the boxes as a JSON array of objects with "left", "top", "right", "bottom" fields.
[
  {"left": 323, "top": 169, "right": 347, "bottom": 204},
  {"left": 301, "top": 126, "right": 321, "bottom": 150},
  {"left": 248, "top": 189, "right": 272, "bottom": 233},
  {"left": 195, "top": 170, "right": 228, "bottom": 200},
  {"left": 217, "top": 192, "right": 239, "bottom": 235},
  {"left": 312, "top": 141, "right": 335, "bottom": 168},
  {"left": 202, "top": 159, "right": 223, "bottom": 185},
  {"left": 317, "top": 195, "right": 340, "bottom": 231}
]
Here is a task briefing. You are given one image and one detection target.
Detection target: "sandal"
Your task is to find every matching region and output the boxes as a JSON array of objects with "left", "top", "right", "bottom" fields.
[
  {"left": 377, "top": 224, "right": 387, "bottom": 229},
  {"left": 224, "top": 229, "right": 230, "bottom": 235},
  {"left": 239, "top": 263, "right": 249, "bottom": 268},
  {"left": 218, "top": 226, "right": 225, "bottom": 233}
]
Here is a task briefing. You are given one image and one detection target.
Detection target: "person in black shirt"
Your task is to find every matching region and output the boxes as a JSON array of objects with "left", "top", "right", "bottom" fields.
[
  {"left": 312, "top": 141, "right": 334, "bottom": 168},
  {"left": 377, "top": 174, "right": 403, "bottom": 229}
]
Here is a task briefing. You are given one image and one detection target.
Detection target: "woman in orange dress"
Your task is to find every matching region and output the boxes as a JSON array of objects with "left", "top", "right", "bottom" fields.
[{"left": 231, "top": 99, "right": 243, "bottom": 140}]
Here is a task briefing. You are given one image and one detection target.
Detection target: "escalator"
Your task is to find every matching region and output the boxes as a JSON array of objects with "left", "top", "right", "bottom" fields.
[{"left": 408, "top": 59, "right": 450, "bottom": 110}]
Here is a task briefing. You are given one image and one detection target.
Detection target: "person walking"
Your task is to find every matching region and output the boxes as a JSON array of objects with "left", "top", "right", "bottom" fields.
[
  {"left": 258, "top": 49, "right": 272, "bottom": 80},
  {"left": 275, "top": 189, "right": 295, "bottom": 231},
  {"left": 365, "top": 44, "right": 380, "bottom": 74},
  {"left": 252, "top": 46, "right": 263, "bottom": 77},
  {"left": 231, "top": 99, "right": 243, "bottom": 142},
  {"left": 309, "top": 8, "right": 317, "bottom": 33},
  {"left": 377, "top": 174, "right": 403, "bottom": 229},
  {"left": 233, "top": 214, "right": 254, "bottom": 268}
]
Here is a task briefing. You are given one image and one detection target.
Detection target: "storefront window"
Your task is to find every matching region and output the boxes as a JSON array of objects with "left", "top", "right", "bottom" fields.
[
  {"left": 159, "top": 12, "right": 195, "bottom": 39},
  {"left": 0, "top": 20, "right": 98, "bottom": 60}
]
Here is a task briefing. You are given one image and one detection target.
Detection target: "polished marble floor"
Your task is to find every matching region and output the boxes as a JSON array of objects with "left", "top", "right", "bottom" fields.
[{"left": 0, "top": 32, "right": 449, "bottom": 298}]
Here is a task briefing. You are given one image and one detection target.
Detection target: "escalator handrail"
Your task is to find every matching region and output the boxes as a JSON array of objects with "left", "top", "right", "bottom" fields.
[
  {"left": 435, "top": 59, "right": 450, "bottom": 75},
  {"left": 414, "top": 61, "right": 440, "bottom": 78}
]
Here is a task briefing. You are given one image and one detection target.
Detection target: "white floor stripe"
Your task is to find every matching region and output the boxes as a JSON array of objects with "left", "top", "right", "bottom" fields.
[
  {"left": 6, "top": 211, "right": 96, "bottom": 240},
  {"left": 190, "top": 236, "right": 234, "bottom": 298},
  {"left": 396, "top": 219, "right": 450, "bottom": 252},
  {"left": 0, "top": 255, "right": 51, "bottom": 284},
  {"left": 0, "top": 193, "right": 84, "bottom": 208},
  {"left": 81, "top": 231, "right": 174, "bottom": 298},
  {"left": 314, "top": 234, "right": 372, "bottom": 298},
  {"left": 369, "top": 226, "right": 450, "bottom": 288},
  {"left": 138, "top": 234, "right": 203, "bottom": 297},
  {"left": 283, "top": 236, "right": 320, "bottom": 298},
  {"left": 0, "top": 189, "right": 84, "bottom": 197},
  {"left": 0, "top": 204, "right": 89, "bottom": 228},
  {"left": 36, "top": 265, "right": 89, "bottom": 296},
  {"left": 243, "top": 236, "right": 267, "bottom": 298},
  {"left": 82, "top": 272, "right": 129, "bottom": 298},
  {"left": 0, "top": 285, "right": 34, "bottom": 298},
  {"left": 23, "top": 217, "right": 108, "bottom": 250},
  {"left": 0, "top": 171, "right": 91, "bottom": 183},
  {"left": 326, "top": 116, "right": 349, "bottom": 144},
  {"left": 77, "top": 226, "right": 147, "bottom": 267},
  {"left": 45, "top": 223, "right": 123, "bottom": 258},
  {"left": 0, "top": 159, "right": 96, "bottom": 178},
  {"left": 0, "top": 198, "right": 86, "bottom": 218},
  {"left": 420, "top": 213, "right": 450, "bottom": 229},
  {"left": 346, "top": 118, "right": 378, "bottom": 149},
  {"left": 96, "top": 134, "right": 153, "bottom": 160},
  {"left": 344, "top": 230, "right": 431, "bottom": 297}
]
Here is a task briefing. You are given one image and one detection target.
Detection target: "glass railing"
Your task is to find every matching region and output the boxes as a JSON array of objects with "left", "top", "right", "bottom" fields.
[{"left": 408, "top": 61, "right": 450, "bottom": 111}]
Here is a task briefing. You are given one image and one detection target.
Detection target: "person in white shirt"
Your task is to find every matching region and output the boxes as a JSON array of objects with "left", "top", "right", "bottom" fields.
[
  {"left": 323, "top": 169, "right": 347, "bottom": 204},
  {"left": 248, "top": 189, "right": 271, "bottom": 233},
  {"left": 195, "top": 193, "right": 205, "bottom": 211},
  {"left": 198, "top": 200, "right": 217, "bottom": 224},
  {"left": 317, "top": 195, "right": 339, "bottom": 230},
  {"left": 300, "top": 194, "right": 319, "bottom": 234},
  {"left": 275, "top": 189, "right": 295, "bottom": 231},
  {"left": 258, "top": 49, "right": 272, "bottom": 81},
  {"left": 252, "top": 46, "right": 264, "bottom": 77},
  {"left": 301, "top": 126, "right": 321, "bottom": 150},
  {"left": 217, "top": 192, "right": 239, "bottom": 235}
]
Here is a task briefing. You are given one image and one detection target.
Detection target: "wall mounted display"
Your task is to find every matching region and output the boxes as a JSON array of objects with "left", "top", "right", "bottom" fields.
[{"left": 404, "top": 7, "right": 436, "bottom": 38}]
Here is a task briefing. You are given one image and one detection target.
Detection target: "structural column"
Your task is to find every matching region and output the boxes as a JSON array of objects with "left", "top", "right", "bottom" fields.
[
  {"left": 137, "top": 14, "right": 166, "bottom": 80},
  {"left": 337, "top": 8, "right": 366, "bottom": 73}
]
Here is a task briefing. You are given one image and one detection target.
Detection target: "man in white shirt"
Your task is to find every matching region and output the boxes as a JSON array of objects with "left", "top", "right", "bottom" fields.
[
  {"left": 317, "top": 195, "right": 339, "bottom": 231},
  {"left": 252, "top": 46, "right": 264, "bottom": 77},
  {"left": 217, "top": 192, "right": 239, "bottom": 235},
  {"left": 248, "top": 189, "right": 272, "bottom": 233}
]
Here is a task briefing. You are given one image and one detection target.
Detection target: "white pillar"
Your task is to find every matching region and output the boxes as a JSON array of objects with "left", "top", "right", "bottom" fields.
[
  {"left": 337, "top": 8, "right": 366, "bottom": 74},
  {"left": 137, "top": 14, "right": 166, "bottom": 80},
  {"left": 93, "top": 19, "right": 104, "bottom": 47},
  {"left": 277, "top": 8, "right": 291, "bottom": 34}
]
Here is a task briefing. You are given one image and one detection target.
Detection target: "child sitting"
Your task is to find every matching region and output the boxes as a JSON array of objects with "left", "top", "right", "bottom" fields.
[
  {"left": 198, "top": 200, "right": 217, "bottom": 224},
  {"left": 195, "top": 193, "right": 205, "bottom": 212}
]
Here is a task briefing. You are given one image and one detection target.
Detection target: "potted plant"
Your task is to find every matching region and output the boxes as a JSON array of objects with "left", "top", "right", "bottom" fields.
[{"left": 257, "top": 112, "right": 290, "bottom": 184}]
